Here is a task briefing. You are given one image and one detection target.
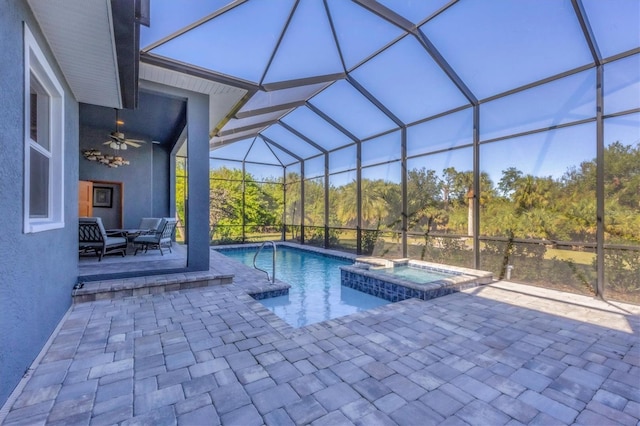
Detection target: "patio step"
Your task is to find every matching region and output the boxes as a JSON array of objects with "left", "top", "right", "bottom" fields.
[{"left": 72, "top": 270, "right": 233, "bottom": 303}]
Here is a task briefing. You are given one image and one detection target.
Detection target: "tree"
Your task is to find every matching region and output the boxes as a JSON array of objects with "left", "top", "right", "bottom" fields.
[
  {"left": 285, "top": 172, "right": 302, "bottom": 226},
  {"left": 335, "top": 178, "right": 396, "bottom": 229},
  {"left": 360, "top": 179, "right": 390, "bottom": 227},
  {"left": 175, "top": 158, "right": 188, "bottom": 240},
  {"left": 513, "top": 175, "right": 555, "bottom": 213},
  {"left": 208, "top": 167, "right": 283, "bottom": 241},
  {"left": 498, "top": 167, "right": 523, "bottom": 197},
  {"left": 303, "top": 178, "right": 324, "bottom": 226},
  {"left": 407, "top": 167, "right": 441, "bottom": 231},
  {"left": 604, "top": 141, "right": 640, "bottom": 210}
]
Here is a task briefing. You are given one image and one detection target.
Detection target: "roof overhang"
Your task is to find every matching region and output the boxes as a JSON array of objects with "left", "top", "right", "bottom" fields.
[
  {"left": 27, "top": 0, "right": 145, "bottom": 109},
  {"left": 139, "top": 62, "right": 248, "bottom": 144}
]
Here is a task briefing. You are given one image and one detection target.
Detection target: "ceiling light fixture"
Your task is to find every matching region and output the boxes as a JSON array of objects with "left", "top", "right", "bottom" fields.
[{"left": 103, "top": 109, "right": 145, "bottom": 150}]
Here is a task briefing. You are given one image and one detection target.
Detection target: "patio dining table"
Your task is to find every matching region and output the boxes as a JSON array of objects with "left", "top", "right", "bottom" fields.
[{"left": 106, "top": 228, "right": 151, "bottom": 253}]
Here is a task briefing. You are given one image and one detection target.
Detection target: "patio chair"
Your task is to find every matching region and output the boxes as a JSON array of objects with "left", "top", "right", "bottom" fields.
[
  {"left": 79, "top": 217, "right": 127, "bottom": 261},
  {"left": 138, "top": 217, "right": 162, "bottom": 233},
  {"left": 132, "top": 218, "right": 177, "bottom": 255}
]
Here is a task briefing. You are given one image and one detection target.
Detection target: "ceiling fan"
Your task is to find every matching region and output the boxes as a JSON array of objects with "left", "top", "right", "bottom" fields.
[{"left": 103, "top": 109, "right": 145, "bottom": 150}]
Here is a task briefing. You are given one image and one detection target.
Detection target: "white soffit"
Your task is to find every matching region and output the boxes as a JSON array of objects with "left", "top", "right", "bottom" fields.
[
  {"left": 27, "top": 0, "right": 122, "bottom": 108},
  {"left": 221, "top": 109, "right": 293, "bottom": 135},
  {"left": 140, "top": 62, "right": 248, "bottom": 138},
  {"left": 211, "top": 128, "right": 266, "bottom": 147}
]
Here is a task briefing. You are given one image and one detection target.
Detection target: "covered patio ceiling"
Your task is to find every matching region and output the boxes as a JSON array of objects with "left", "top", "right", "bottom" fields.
[{"left": 80, "top": 91, "right": 187, "bottom": 149}]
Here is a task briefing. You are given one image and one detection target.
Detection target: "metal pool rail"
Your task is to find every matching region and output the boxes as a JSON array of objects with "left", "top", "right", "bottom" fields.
[{"left": 253, "top": 240, "right": 276, "bottom": 283}]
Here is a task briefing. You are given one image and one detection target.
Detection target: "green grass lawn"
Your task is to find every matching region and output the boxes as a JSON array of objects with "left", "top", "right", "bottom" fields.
[
  {"left": 544, "top": 248, "right": 594, "bottom": 265},
  {"left": 243, "top": 233, "right": 282, "bottom": 242}
]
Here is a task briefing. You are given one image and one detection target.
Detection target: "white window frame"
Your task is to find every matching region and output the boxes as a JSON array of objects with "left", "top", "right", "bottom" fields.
[{"left": 23, "top": 24, "right": 65, "bottom": 233}]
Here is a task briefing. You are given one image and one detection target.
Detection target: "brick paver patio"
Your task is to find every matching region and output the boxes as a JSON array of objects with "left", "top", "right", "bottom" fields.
[{"left": 1, "top": 250, "right": 638, "bottom": 425}]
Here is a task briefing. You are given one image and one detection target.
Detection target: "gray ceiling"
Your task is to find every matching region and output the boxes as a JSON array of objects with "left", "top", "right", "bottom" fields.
[{"left": 80, "top": 90, "right": 187, "bottom": 148}]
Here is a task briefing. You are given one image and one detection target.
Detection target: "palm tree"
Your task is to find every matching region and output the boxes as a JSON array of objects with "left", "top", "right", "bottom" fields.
[
  {"left": 514, "top": 175, "right": 553, "bottom": 212},
  {"left": 335, "top": 179, "right": 393, "bottom": 229}
]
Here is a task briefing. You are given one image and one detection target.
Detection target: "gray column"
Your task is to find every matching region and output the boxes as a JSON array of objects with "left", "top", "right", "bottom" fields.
[
  {"left": 324, "top": 153, "right": 329, "bottom": 248},
  {"left": 300, "top": 162, "right": 305, "bottom": 244},
  {"left": 595, "top": 65, "right": 605, "bottom": 298},
  {"left": 401, "top": 127, "right": 408, "bottom": 257},
  {"left": 186, "top": 92, "right": 210, "bottom": 271},
  {"left": 473, "top": 105, "right": 480, "bottom": 269},
  {"left": 139, "top": 80, "right": 210, "bottom": 272},
  {"left": 356, "top": 141, "right": 362, "bottom": 254}
]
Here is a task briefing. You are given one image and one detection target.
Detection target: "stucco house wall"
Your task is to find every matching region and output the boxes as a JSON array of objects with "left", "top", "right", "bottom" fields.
[{"left": 0, "top": 2, "right": 79, "bottom": 406}]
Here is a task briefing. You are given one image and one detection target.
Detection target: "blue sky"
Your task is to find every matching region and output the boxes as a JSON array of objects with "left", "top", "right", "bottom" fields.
[{"left": 141, "top": 0, "right": 640, "bottom": 184}]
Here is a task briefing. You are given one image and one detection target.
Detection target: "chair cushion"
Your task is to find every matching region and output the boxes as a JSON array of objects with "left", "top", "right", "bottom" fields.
[
  {"left": 133, "top": 235, "right": 158, "bottom": 244},
  {"left": 80, "top": 242, "right": 104, "bottom": 249},
  {"left": 104, "top": 237, "right": 127, "bottom": 247}
]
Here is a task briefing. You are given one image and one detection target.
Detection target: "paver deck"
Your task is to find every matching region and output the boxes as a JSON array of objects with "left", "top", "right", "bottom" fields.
[{"left": 2, "top": 248, "right": 639, "bottom": 425}]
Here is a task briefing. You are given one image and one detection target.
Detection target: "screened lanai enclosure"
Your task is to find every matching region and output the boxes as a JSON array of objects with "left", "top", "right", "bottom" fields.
[{"left": 141, "top": 0, "right": 640, "bottom": 304}]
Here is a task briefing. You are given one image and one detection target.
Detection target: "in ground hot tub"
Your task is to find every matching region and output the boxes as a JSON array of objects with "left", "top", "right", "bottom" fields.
[{"left": 341, "top": 258, "right": 493, "bottom": 302}]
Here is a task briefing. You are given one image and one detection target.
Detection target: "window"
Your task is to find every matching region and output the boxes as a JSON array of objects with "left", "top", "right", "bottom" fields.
[{"left": 24, "top": 24, "right": 64, "bottom": 233}]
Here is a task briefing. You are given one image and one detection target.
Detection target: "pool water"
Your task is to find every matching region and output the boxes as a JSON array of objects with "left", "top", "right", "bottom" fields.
[
  {"left": 220, "top": 247, "right": 389, "bottom": 327},
  {"left": 371, "top": 265, "right": 455, "bottom": 284}
]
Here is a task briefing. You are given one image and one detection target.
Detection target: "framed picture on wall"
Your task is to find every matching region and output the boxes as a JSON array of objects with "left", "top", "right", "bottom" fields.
[{"left": 93, "top": 187, "right": 113, "bottom": 208}]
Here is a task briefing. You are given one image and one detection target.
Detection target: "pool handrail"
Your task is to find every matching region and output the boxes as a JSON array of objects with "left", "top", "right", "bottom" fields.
[{"left": 253, "top": 241, "right": 276, "bottom": 283}]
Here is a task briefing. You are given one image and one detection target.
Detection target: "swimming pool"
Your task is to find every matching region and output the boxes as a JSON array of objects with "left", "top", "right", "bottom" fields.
[{"left": 217, "top": 246, "right": 389, "bottom": 327}]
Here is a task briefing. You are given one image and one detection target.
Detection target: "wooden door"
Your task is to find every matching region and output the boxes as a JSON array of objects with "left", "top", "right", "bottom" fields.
[{"left": 79, "top": 180, "right": 93, "bottom": 217}]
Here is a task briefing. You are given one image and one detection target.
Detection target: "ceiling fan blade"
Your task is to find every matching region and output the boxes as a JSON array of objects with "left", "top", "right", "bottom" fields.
[
  {"left": 103, "top": 141, "right": 112, "bottom": 145},
  {"left": 127, "top": 139, "right": 145, "bottom": 144},
  {"left": 125, "top": 141, "right": 142, "bottom": 148}
]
